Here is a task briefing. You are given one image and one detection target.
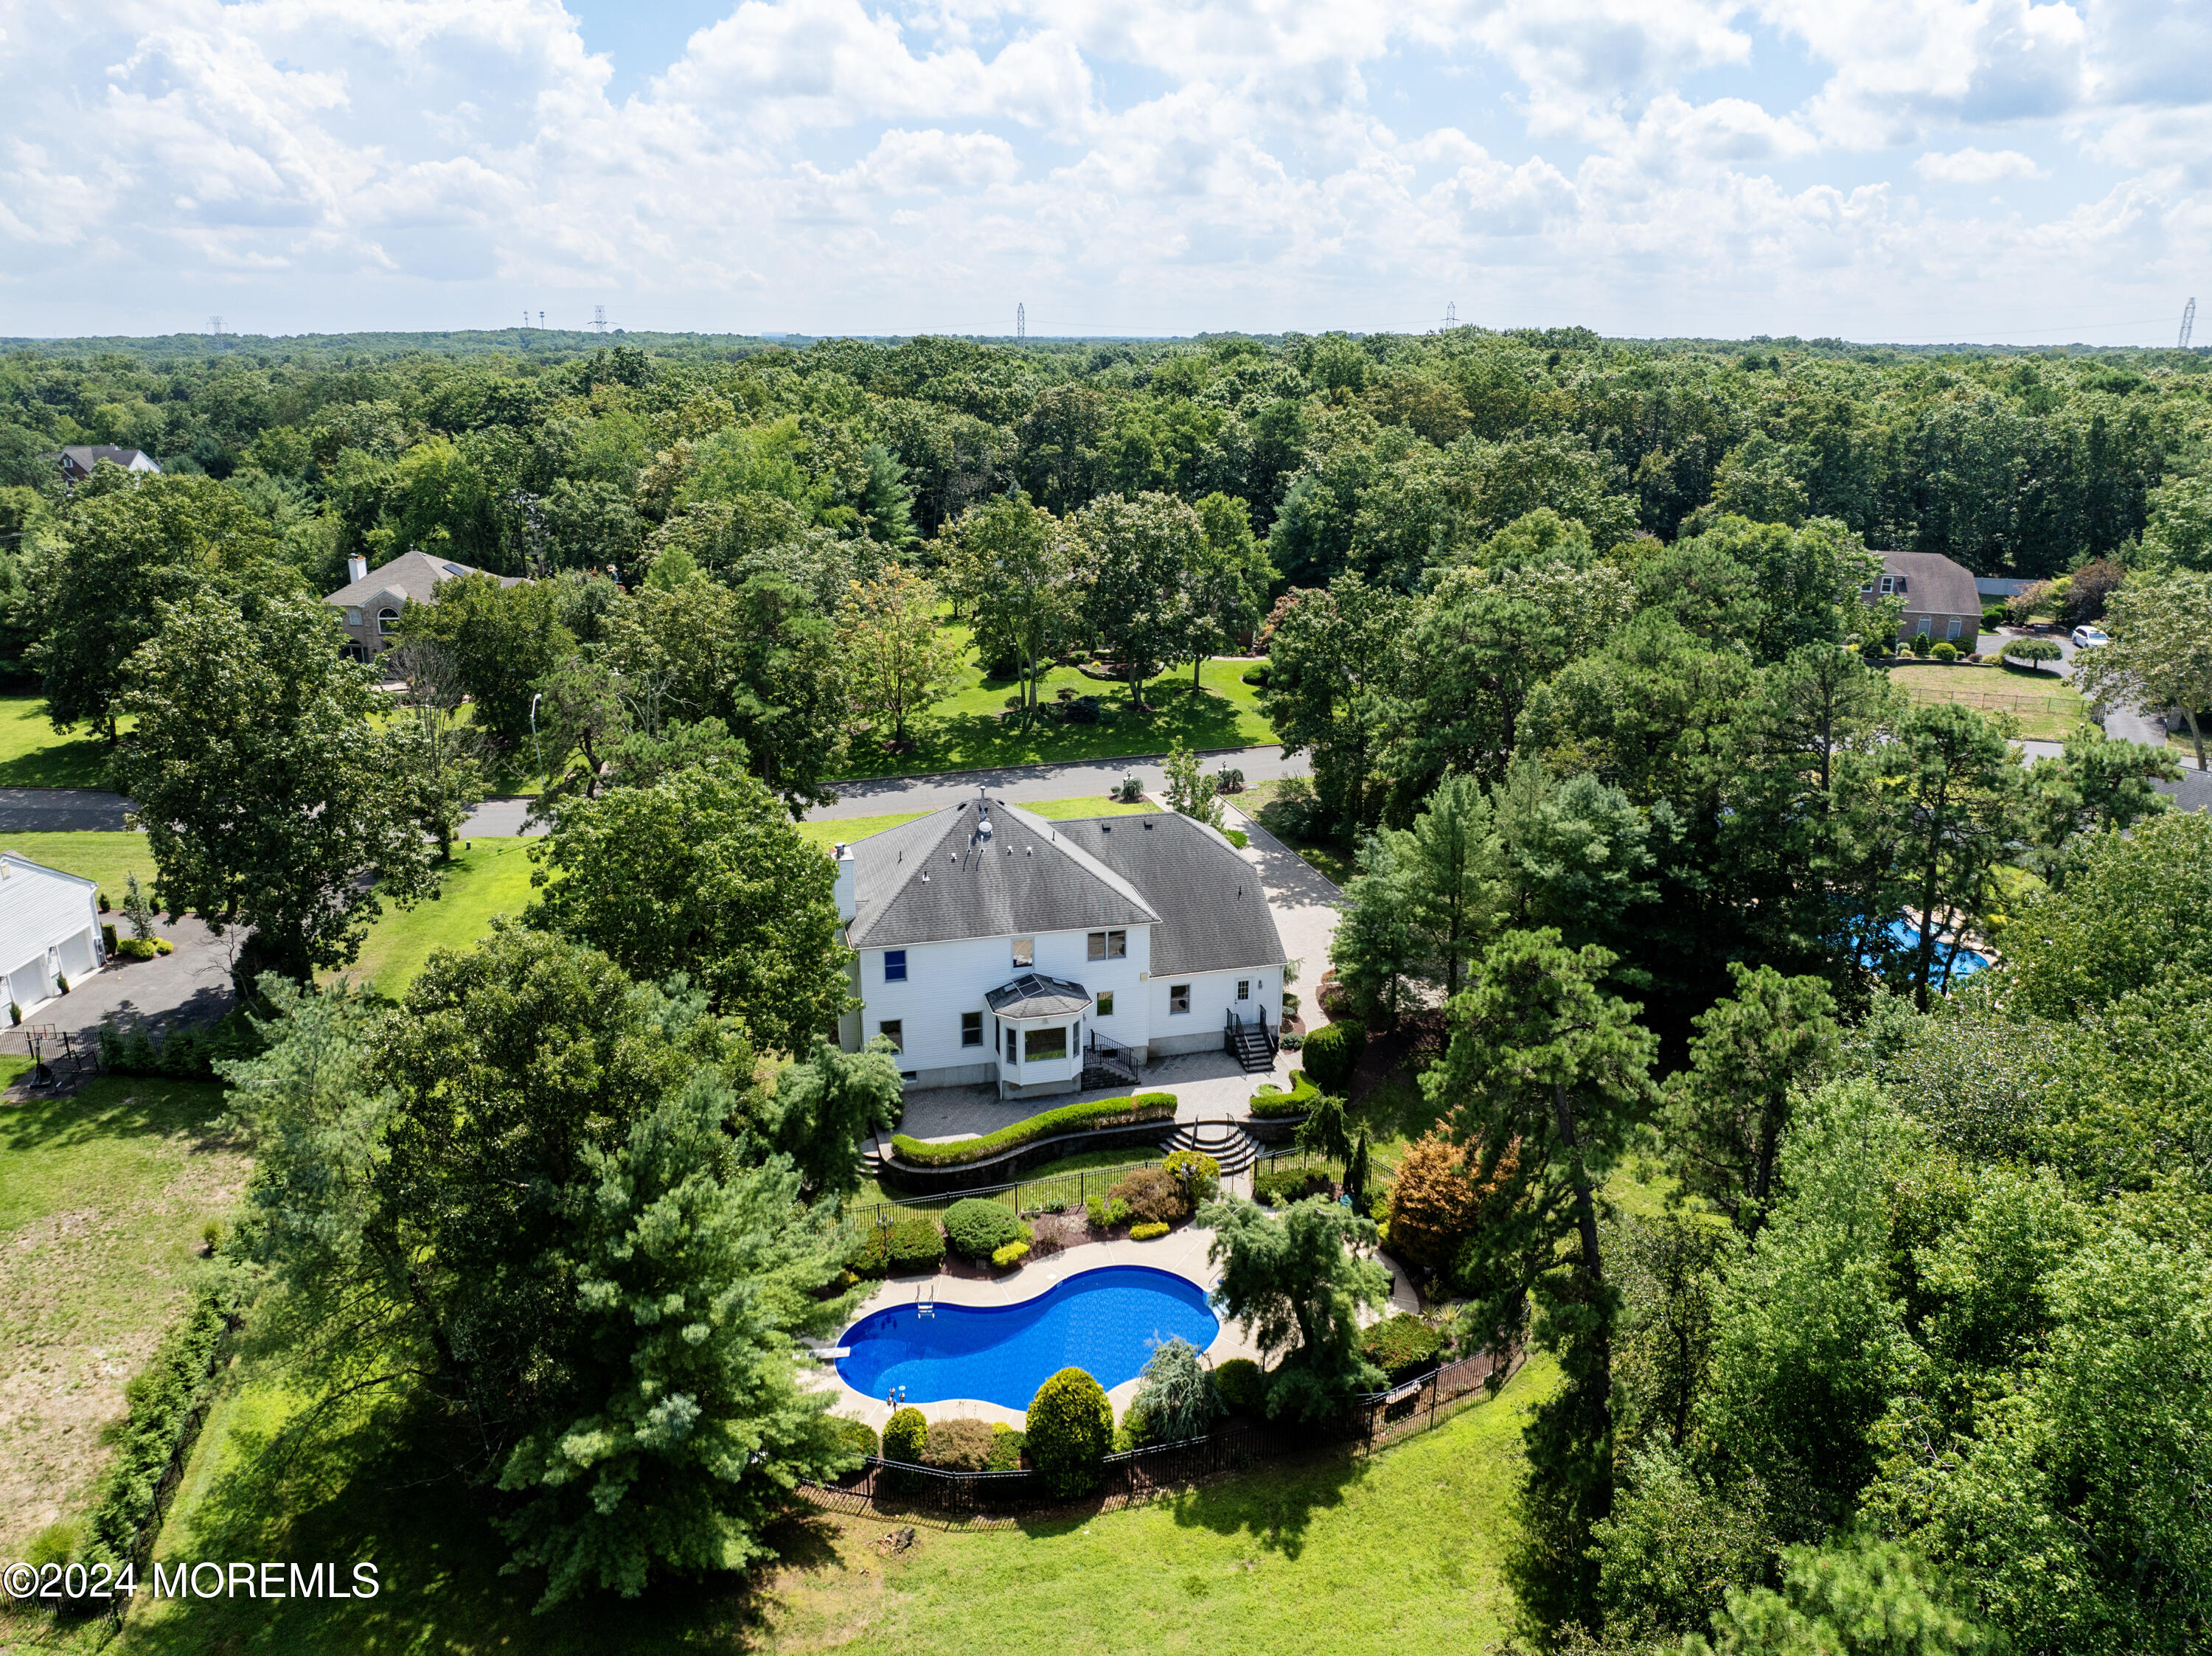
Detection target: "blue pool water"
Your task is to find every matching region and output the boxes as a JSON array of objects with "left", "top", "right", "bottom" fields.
[
  {"left": 1882, "top": 919, "right": 1992, "bottom": 980},
  {"left": 838, "top": 1264, "right": 1220, "bottom": 1410}
]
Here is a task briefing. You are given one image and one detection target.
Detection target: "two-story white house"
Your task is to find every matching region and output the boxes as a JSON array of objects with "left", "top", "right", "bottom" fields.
[{"left": 834, "top": 798, "right": 1286, "bottom": 1098}]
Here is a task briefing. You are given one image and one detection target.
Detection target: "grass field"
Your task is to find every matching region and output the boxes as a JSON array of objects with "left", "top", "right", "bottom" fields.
[
  {"left": 330, "top": 837, "right": 538, "bottom": 995},
  {"left": 841, "top": 630, "right": 1274, "bottom": 779},
  {"left": 1231, "top": 779, "right": 1354, "bottom": 888},
  {"left": 121, "top": 1337, "right": 1545, "bottom": 1655},
  {"left": 0, "top": 829, "right": 155, "bottom": 899},
  {"left": 1885, "top": 659, "right": 2094, "bottom": 742},
  {"left": 0, "top": 1063, "right": 245, "bottom": 1559},
  {"left": 0, "top": 697, "right": 126, "bottom": 788}
]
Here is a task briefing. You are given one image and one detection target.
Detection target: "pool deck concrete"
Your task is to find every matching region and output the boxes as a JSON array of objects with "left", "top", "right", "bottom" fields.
[{"left": 804, "top": 1223, "right": 1422, "bottom": 1432}]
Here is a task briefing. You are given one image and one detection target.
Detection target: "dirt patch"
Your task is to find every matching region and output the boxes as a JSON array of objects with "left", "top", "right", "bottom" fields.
[{"left": 0, "top": 1148, "right": 248, "bottom": 1556}]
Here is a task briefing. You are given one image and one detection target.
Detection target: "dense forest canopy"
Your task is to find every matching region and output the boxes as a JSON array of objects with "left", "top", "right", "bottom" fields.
[{"left": 4, "top": 327, "right": 2208, "bottom": 599}]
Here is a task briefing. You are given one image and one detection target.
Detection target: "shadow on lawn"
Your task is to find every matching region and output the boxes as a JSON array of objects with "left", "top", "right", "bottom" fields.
[
  {"left": 0, "top": 1073, "right": 234, "bottom": 1157},
  {"left": 131, "top": 1385, "right": 796, "bottom": 1655},
  {"left": 999, "top": 1447, "right": 1370, "bottom": 1561}
]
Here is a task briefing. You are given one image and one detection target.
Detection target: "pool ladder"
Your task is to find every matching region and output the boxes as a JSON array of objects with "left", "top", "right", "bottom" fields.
[{"left": 916, "top": 1282, "right": 936, "bottom": 1318}]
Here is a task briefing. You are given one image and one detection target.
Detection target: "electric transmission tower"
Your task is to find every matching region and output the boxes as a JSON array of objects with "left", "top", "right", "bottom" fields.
[
  {"left": 1444, "top": 301, "right": 1458, "bottom": 329},
  {"left": 2182, "top": 298, "right": 2197, "bottom": 350},
  {"left": 209, "top": 315, "right": 222, "bottom": 337},
  {"left": 593, "top": 305, "right": 608, "bottom": 333},
  {"left": 1017, "top": 302, "right": 1026, "bottom": 341}
]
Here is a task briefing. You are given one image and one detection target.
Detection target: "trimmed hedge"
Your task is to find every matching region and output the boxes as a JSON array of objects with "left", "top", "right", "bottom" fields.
[
  {"left": 992, "top": 1239, "right": 1031, "bottom": 1270},
  {"left": 891, "top": 1092, "right": 1178, "bottom": 1167},
  {"left": 846, "top": 1208, "right": 947, "bottom": 1278},
  {"left": 943, "top": 1197, "right": 1028, "bottom": 1261},
  {"left": 1212, "top": 1357, "right": 1266, "bottom": 1416},
  {"left": 1026, "top": 1367, "right": 1115, "bottom": 1497},
  {"left": 1359, "top": 1313, "right": 1444, "bottom": 1384},
  {"left": 1086, "top": 1194, "right": 1132, "bottom": 1229},
  {"left": 80, "top": 1284, "right": 232, "bottom": 1573},
  {"left": 1300, "top": 1019, "right": 1367, "bottom": 1092},
  {"left": 1130, "top": 1220, "right": 1169, "bottom": 1240},
  {"left": 1249, "top": 1072, "right": 1320, "bottom": 1119},
  {"left": 986, "top": 1423, "right": 1025, "bottom": 1471}
]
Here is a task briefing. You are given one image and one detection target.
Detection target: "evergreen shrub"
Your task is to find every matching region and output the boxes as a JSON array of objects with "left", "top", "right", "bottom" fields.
[{"left": 1025, "top": 1368, "right": 1114, "bottom": 1496}]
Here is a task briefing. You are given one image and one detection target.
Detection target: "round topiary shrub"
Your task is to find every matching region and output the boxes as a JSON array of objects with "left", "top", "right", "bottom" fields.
[
  {"left": 942, "top": 1197, "right": 1027, "bottom": 1262},
  {"left": 883, "top": 1405, "right": 928, "bottom": 1464},
  {"left": 1159, "top": 1148, "right": 1221, "bottom": 1204},
  {"left": 1025, "top": 1367, "right": 1114, "bottom": 1496},
  {"left": 1211, "top": 1357, "right": 1267, "bottom": 1416},
  {"left": 1300, "top": 1018, "right": 1367, "bottom": 1093},
  {"left": 1930, "top": 641, "right": 1958, "bottom": 662}
]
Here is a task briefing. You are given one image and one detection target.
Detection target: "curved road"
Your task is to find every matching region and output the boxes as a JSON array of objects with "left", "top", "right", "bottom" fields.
[{"left": 0, "top": 744, "right": 1312, "bottom": 836}]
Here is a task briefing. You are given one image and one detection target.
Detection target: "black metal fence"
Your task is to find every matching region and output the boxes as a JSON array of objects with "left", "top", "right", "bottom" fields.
[{"left": 797, "top": 1349, "right": 1517, "bottom": 1524}]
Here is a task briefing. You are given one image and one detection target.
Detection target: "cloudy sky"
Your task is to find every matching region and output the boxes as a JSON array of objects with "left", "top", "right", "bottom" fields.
[{"left": 2, "top": 0, "right": 2208, "bottom": 343}]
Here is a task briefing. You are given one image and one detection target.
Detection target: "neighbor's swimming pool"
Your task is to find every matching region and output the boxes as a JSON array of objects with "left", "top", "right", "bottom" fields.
[{"left": 837, "top": 1264, "right": 1220, "bottom": 1410}]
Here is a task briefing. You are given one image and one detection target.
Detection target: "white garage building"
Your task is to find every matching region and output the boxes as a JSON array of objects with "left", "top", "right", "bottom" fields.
[{"left": 0, "top": 853, "right": 105, "bottom": 1013}]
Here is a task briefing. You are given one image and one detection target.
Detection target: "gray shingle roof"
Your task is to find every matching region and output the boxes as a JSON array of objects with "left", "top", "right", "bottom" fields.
[
  {"left": 846, "top": 800, "right": 1160, "bottom": 950},
  {"left": 984, "top": 973, "right": 1093, "bottom": 1018},
  {"left": 1874, "top": 552, "right": 1980, "bottom": 619},
  {"left": 1041, "top": 812, "right": 1285, "bottom": 977},
  {"left": 323, "top": 549, "right": 521, "bottom": 608}
]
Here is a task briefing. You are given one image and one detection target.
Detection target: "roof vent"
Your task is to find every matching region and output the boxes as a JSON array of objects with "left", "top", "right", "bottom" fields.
[
  {"left": 978, "top": 815, "right": 994, "bottom": 842},
  {"left": 1101, "top": 824, "right": 1110, "bottom": 833},
  {"left": 1143, "top": 821, "right": 1154, "bottom": 829}
]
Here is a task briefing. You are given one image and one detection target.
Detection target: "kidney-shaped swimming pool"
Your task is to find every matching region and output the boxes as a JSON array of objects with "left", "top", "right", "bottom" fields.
[{"left": 837, "top": 1264, "right": 1220, "bottom": 1411}]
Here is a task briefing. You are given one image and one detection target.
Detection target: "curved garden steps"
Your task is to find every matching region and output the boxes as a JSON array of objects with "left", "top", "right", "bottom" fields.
[{"left": 1161, "top": 1119, "right": 1259, "bottom": 1176}]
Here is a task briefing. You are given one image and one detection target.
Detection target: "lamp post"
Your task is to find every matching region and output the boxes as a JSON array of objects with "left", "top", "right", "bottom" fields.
[{"left": 529, "top": 690, "right": 546, "bottom": 784}]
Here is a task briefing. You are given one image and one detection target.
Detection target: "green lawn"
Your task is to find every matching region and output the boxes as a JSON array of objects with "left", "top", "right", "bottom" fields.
[
  {"left": 1885, "top": 659, "right": 2094, "bottom": 742},
  {"left": 125, "top": 1340, "right": 1546, "bottom": 1655},
  {"left": 331, "top": 837, "right": 539, "bottom": 996},
  {"left": 841, "top": 630, "right": 1274, "bottom": 779},
  {"left": 0, "top": 829, "right": 156, "bottom": 900},
  {"left": 0, "top": 1066, "right": 246, "bottom": 1560},
  {"left": 1234, "top": 778, "right": 1354, "bottom": 888},
  {"left": 0, "top": 697, "right": 125, "bottom": 788}
]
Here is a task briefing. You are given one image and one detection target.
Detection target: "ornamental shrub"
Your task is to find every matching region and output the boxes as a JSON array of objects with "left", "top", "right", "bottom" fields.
[
  {"left": 1930, "top": 641, "right": 1958, "bottom": 662},
  {"left": 992, "top": 1239, "right": 1031, "bottom": 1269},
  {"left": 882, "top": 1406, "right": 928, "bottom": 1464},
  {"left": 1212, "top": 1357, "right": 1266, "bottom": 1416},
  {"left": 1300, "top": 1019, "right": 1367, "bottom": 1092},
  {"left": 1110, "top": 1166, "right": 1188, "bottom": 1224},
  {"left": 1086, "top": 1194, "right": 1132, "bottom": 1229},
  {"left": 1280, "top": 1030, "right": 1306, "bottom": 1051},
  {"left": 1130, "top": 1220, "right": 1169, "bottom": 1240},
  {"left": 1025, "top": 1368, "right": 1115, "bottom": 1496},
  {"left": 1124, "top": 1337, "right": 1222, "bottom": 1445},
  {"left": 1254, "top": 1166, "right": 1332, "bottom": 1206},
  {"left": 943, "top": 1198, "right": 1027, "bottom": 1261},
  {"left": 986, "top": 1423, "right": 1025, "bottom": 1470},
  {"left": 1384, "top": 1131, "right": 1519, "bottom": 1276},
  {"left": 922, "top": 1416, "right": 998, "bottom": 1471},
  {"left": 846, "top": 1207, "right": 947, "bottom": 1278},
  {"left": 828, "top": 1416, "right": 880, "bottom": 1462},
  {"left": 102, "top": 922, "right": 119, "bottom": 954},
  {"left": 1248, "top": 1071, "right": 1320, "bottom": 1118},
  {"left": 1358, "top": 1313, "right": 1443, "bottom": 1384},
  {"left": 1910, "top": 631, "right": 1933, "bottom": 658},
  {"left": 1159, "top": 1149, "right": 1221, "bottom": 1203}
]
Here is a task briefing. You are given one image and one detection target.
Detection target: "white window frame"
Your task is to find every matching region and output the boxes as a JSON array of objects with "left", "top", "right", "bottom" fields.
[
  {"left": 1011, "top": 935, "right": 1034, "bottom": 967},
  {"left": 1169, "top": 984, "right": 1190, "bottom": 1015}
]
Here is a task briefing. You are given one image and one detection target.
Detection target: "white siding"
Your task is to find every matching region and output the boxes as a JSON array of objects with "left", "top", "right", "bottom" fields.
[
  {"left": 0, "top": 856, "right": 102, "bottom": 1008},
  {"left": 1148, "top": 965, "right": 1276, "bottom": 1056},
  {"left": 851, "top": 924, "right": 1155, "bottom": 1085}
]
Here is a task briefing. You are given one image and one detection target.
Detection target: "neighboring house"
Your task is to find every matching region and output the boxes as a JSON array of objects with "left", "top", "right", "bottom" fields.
[
  {"left": 835, "top": 798, "right": 1287, "bottom": 1097},
  {"left": 1861, "top": 551, "right": 1982, "bottom": 651},
  {"left": 52, "top": 445, "right": 160, "bottom": 485},
  {"left": 0, "top": 853, "right": 105, "bottom": 1014},
  {"left": 322, "top": 551, "right": 523, "bottom": 659},
  {"left": 1975, "top": 576, "right": 2035, "bottom": 601}
]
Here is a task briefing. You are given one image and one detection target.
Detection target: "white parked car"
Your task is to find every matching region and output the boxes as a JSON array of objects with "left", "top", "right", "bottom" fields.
[{"left": 2071, "top": 625, "right": 2110, "bottom": 650}]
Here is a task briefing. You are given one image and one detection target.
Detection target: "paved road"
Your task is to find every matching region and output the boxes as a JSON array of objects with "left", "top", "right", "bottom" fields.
[{"left": 811, "top": 743, "right": 1309, "bottom": 821}]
